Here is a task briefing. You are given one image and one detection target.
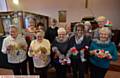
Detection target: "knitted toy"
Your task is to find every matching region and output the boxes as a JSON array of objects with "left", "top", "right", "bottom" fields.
[
  {"left": 90, "top": 49, "right": 112, "bottom": 59},
  {"left": 80, "top": 46, "right": 89, "bottom": 62},
  {"left": 104, "top": 20, "right": 112, "bottom": 27},
  {"left": 69, "top": 47, "right": 78, "bottom": 56},
  {"left": 52, "top": 47, "right": 71, "bottom": 65},
  {"left": 67, "top": 46, "right": 89, "bottom": 62},
  {"left": 59, "top": 57, "right": 71, "bottom": 65},
  {"left": 7, "top": 41, "right": 22, "bottom": 56},
  {"left": 29, "top": 46, "right": 48, "bottom": 62}
]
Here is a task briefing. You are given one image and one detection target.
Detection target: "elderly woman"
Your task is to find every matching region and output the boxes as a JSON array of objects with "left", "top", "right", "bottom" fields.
[
  {"left": 67, "top": 23, "right": 91, "bottom": 78},
  {"left": 89, "top": 27, "right": 118, "bottom": 78},
  {"left": 28, "top": 30, "right": 51, "bottom": 78},
  {"left": 93, "top": 16, "right": 107, "bottom": 39},
  {"left": 65, "top": 23, "right": 74, "bottom": 39},
  {"left": 51, "top": 27, "right": 70, "bottom": 78},
  {"left": 1, "top": 25, "right": 28, "bottom": 75},
  {"left": 84, "top": 21, "right": 93, "bottom": 38}
]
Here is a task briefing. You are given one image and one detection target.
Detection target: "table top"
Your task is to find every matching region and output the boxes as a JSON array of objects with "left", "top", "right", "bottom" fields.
[{"left": 110, "top": 53, "right": 120, "bottom": 72}]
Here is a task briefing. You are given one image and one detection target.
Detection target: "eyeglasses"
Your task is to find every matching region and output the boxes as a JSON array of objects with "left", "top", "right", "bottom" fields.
[{"left": 58, "top": 33, "right": 66, "bottom": 35}]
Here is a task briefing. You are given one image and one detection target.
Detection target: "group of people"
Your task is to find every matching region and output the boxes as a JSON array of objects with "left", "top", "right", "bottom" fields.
[{"left": 1, "top": 16, "right": 118, "bottom": 78}]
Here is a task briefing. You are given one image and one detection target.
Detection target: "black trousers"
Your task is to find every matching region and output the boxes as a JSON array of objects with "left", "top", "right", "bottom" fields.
[
  {"left": 89, "top": 63, "right": 108, "bottom": 78},
  {"left": 54, "top": 64, "right": 67, "bottom": 78},
  {"left": 35, "top": 66, "right": 48, "bottom": 78},
  {"left": 10, "top": 60, "right": 27, "bottom": 75},
  {"left": 28, "top": 57, "right": 34, "bottom": 75},
  {"left": 71, "top": 62, "right": 85, "bottom": 78}
]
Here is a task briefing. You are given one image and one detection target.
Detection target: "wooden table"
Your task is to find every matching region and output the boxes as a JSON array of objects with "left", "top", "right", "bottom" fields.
[{"left": 109, "top": 53, "right": 120, "bottom": 72}]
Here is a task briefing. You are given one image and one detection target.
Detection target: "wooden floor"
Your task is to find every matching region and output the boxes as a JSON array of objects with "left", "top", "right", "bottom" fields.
[
  {"left": 0, "top": 54, "right": 120, "bottom": 78},
  {"left": 0, "top": 67, "right": 120, "bottom": 78}
]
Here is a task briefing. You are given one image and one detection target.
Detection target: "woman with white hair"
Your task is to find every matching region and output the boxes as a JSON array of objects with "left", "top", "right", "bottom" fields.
[
  {"left": 84, "top": 21, "right": 92, "bottom": 37},
  {"left": 28, "top": 30, "right": 51, "bottom": 78},
  {"left": 89, "top": 27, "right": 118, "bottom": 78},
  {"left": 51, "top": 27, "right": 70, "bottom": 78},
  {"left": 96, "top": 16, "right": 106, "bottom": 28},
  {"left": 93, "top": 16, "right": 107, "bottom": 39},
  {"left": 1, "top": 25, "right": 28, "bottom": 75}
]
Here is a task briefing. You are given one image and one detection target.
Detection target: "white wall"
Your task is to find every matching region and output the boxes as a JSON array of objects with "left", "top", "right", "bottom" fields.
[
  {"left": 6, "top": 0, "right": 120, "bottom": 29},
  {"left": 0, "top": 0, "right": 7, "bottom": 11}
]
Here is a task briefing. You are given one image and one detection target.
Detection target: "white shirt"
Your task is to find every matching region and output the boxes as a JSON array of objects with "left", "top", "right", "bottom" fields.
[
  {"left": 75, "top": 35, "right": 84, "bottom": 44},
  {"left": 1, "top": 34, "right": 27, "bottom": 63},
  {"left": 28, "top": 39, "right": 51, "bottom": 68}
]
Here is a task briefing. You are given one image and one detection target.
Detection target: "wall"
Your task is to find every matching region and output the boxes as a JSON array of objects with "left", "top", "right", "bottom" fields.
[
  {"left": 0, "top": 0, "right": 7, "bottom": 11},
  {"left": 6, "top": 0, "right": 120, "bottom": 29}
]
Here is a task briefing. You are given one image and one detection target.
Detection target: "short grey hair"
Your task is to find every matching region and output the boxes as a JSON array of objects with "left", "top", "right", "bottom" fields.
[
  {"left": 9, "top": 25, "right": 18, "bottom": 30},
  {"left": 57, "top": 27, "right": 66, "bottom": 34},
  {"left": 99, "top": 27, "right": 111, "bottom": 35}
]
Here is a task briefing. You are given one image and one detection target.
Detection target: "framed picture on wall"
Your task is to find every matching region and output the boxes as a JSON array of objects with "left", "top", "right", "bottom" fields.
[
  {"left": 58, "top": 10, "right": 67, "bottom": 22},
  {"left": 0, "top": 19, "right": 5, "bottom": 36}
]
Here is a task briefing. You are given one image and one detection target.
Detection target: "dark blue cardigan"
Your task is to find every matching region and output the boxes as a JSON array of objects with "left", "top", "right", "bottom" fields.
[{"left": 69, "top": 36, "right": 91, "bottom": 63}]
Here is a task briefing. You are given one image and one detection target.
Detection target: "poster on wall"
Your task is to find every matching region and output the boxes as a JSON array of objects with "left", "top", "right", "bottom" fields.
[{"left": 58, "top": 10, "right": 67, "bottom": 22}]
